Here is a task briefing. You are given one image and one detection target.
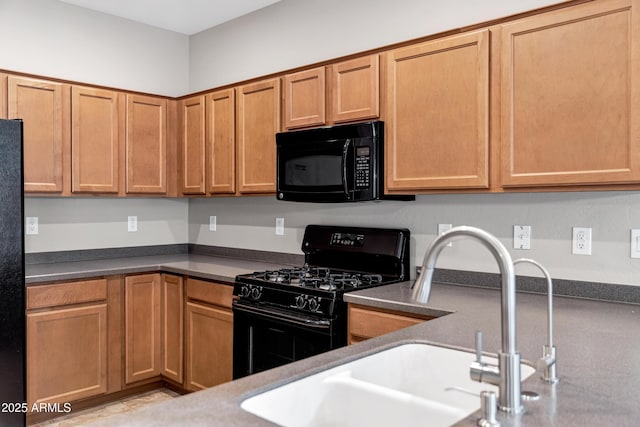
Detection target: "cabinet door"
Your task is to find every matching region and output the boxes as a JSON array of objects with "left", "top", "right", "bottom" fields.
[
  {"left": 500, "top": 0, "right": 640, "bottom": 187},
  {"left": 330, "top": 55, "right": 380, "bottom": 123},
  {"left": 161, "top": 274, "right": 184, "bottom": 385},
  {"left": 71, "top": 86, "right": 122, "bottom": 193},
  {"left": 0, "top": 74, "right": 6, "bottom": 118},
  {"left": 206, "top": 89, "right": 236, "bottom": 194},
  {"left": 126, "top": 94, "right": 167, "bottom": 194},
  {"left": 385, "top": 30, "right": 490, "bottom": 191},
  {"left": 236, "top": 78, "right": 280, "bottom": 194},
  {"left": 185, "top": 302, "right": 233, "bottom": 391},
  {"left": 348, "top": 305, "right": 428, "bottom": 344},
  {"left": 180, "top": 95, "right": 206, "bottom": 194},
  {"left": 8, "top": 76, "right": 70, "bottom": 193},
  {"left": 284, "top": 67, "right": 326, "bottom": 129},
  {"left": 125, "top": 274, "right": 161, "bottom": 384},
  {"left": 27, "top": 304, "right": 108, "bottom": 405}
]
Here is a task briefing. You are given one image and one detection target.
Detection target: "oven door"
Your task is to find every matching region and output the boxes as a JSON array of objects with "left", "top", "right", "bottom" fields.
[
  {"left": 232, "top": 301, "right": 340, "bottom": 379},
  {"left": 276, "top": 137, "right": 357, "bottom": 202}
]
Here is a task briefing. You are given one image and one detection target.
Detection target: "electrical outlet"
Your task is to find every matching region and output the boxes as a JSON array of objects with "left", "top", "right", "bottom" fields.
[
  {"left": 26, "top": 217, "right": 39, "bottom": 235},
  {"left": 209, "top": 215, "right": 217, "bottom": 231},
  {"left": 572, "top": 227, "right": 591, "bottom": 255},
  {"left": 513, "top": 225, "right": 531, "bottom": 250},
  {"left": 128, "top": 216, "right": 138, "bottom": 232},
  {"left": 437, "top": 224, "right": 453, "bottom": 247},
  {"left": 631, "top": 229, "right": 640, "bottom": 259},
  {"left": 275, "top": 218, "right": 284, "bottom": 236}
]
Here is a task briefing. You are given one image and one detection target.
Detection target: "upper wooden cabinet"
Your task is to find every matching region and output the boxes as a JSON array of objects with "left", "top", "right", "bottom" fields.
[
  {"left": 72, "top": 86, "right": 123, "bottom": 193},
  {"left": 180, "top": 95, "right": 206, "bottom": 195},
  {"left": 206, "top": 89, "right": 236, "bottom": 194},
  {"left": 236, "top": 78, "right": 281, "bottom": 194},
  {"left": 126, "top": 94, "right": 167, "bottom": 194},
  {"left": 500, "top": 0, "right": 640, "bottom": 187},
  {"left": 329, "top": 55, "right": 380, "bottom": 124},
  {"left": 7, "top": 76, "right": 70, "bottom": 193},
  {"left": 284, "top": 67, "right": 326, "bottom": 129},
  {"left": 283, "top": 54, "right": 380, "bottom": 130},
  {"left": 384, "top": 30, "right": 490, "bottom": 192}
]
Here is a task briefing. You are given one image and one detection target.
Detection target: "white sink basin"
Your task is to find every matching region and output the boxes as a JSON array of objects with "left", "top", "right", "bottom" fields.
[{"left": 241, "top": 343, "right": 536, "bottom": 427}]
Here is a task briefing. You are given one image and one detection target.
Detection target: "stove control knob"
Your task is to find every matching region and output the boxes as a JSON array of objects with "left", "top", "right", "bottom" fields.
[
  {"left": 295, "top": 295, "right": 307, "bottom": 309},
  {"left": 308, "top": 297, "right": 319, "bottom": 312},
  {"left": 239, "top": 285, "right": 251, "bottom": 298},
  {"left": 251, "top": 286, "right": 262, "bottom": 300}
]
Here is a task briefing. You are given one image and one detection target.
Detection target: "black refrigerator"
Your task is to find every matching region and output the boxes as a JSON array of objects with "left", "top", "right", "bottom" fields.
[{"left": 0, "top": 119, "right": 26, "bottom": 426}]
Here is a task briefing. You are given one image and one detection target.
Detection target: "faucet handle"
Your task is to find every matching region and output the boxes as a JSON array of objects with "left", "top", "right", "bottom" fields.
[{"left": 475, "top": 330, "right": 483, "bottom": 364}]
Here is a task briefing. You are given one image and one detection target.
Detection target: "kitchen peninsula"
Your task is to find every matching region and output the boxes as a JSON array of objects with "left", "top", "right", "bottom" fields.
[{"left": 26, "top": 251, "right": 640, "bottom": 426}]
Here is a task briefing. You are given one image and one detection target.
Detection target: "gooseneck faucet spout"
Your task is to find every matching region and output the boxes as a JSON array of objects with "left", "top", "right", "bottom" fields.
[
  {"left": 513, "top": 258, "right": 559, "bottom": 384},
  {"left": 412, "top": 226, "right": 523, "bottom": 414}
]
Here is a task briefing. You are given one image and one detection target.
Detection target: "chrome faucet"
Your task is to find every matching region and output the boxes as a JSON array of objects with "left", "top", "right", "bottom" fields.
[
  {"left": 412, "top": 226, "right": 523, "bottom": 414},
  {"left": 513, "top": 258, "right": 559, "bottom": 384}
]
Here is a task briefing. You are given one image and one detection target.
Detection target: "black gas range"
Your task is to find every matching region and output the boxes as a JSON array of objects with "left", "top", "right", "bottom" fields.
[{"left": 232, "top": 225, "right": 410, "bottom": 379}]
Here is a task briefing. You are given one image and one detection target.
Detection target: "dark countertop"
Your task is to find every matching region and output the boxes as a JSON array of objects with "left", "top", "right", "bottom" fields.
[
  {"left": 83, "top": 277, "right": 640, "bottom": 426},
  {"left": 25, "top": 254, "right": 290, "bottom": 285}
]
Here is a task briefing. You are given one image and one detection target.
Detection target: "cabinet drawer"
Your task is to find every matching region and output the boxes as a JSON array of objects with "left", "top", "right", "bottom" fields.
[
  {"left": 186, "top": 278, "right": 233, "bottom": 309},
  {"left": 348, "top": 305, "right": 431, "bottom": 341},
  {"left": 27, "top": 279, "right": 108, "bottom": 310}
]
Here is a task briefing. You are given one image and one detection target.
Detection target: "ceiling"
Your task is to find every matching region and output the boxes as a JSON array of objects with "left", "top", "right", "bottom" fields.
[{"left": 57, "top": 0, "right": 282, "bottom": 35}]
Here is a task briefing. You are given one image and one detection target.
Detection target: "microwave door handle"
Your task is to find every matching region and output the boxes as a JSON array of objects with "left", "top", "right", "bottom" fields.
[{"left": 342, "top": 139, "right": 351, "bottom": 198}]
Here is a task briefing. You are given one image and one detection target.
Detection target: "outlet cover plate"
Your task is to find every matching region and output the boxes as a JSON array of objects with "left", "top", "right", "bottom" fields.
[
  {"left": 572, "top": 227, "right": 592, "bottom": 255},
  {"left": 26, "top": 217, "right": 39, "bottom": 235},
  {"left": 513, "top": 225, "right": 531, "bottom": 250},
  {"left": 275, "top": 218, "right": 284, "bottom": 236},
  {"left": 631, "top": 229, "right": 640, "bottom": 259},
  {"left": 128, "top": 216, "right": 138, "bottom": 232},
  {"left": 437, "top": 224, "right": 453, "bottom": 247}
]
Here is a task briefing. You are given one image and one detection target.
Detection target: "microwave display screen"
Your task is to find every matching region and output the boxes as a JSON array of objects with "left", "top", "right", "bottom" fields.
[
  {"left": 284, "top": 155, "right": 342, "bottom": 186},
  {"left": 356, "top": 147, "right": 370, "bottom": 156}
]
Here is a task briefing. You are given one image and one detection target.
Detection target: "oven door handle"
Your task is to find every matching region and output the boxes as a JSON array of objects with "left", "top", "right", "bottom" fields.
[{"left": 233, "top": 302, "right": 332, "bottom": 330}]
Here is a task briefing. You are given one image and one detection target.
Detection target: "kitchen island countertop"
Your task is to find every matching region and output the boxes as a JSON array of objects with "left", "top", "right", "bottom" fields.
[{"left": 84, "top": 276, "right": 640, "bottom": 426}]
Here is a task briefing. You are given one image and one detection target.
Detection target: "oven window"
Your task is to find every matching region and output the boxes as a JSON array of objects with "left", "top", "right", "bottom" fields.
[
  {"left": 284, "top": 155, "right": 342, "bottom": 186},
  {"left": 233, "top": 307, "right": 335, "bottom": 379},
  {"left": 250, "top": 323, "right": 330, "bottom": 374}
]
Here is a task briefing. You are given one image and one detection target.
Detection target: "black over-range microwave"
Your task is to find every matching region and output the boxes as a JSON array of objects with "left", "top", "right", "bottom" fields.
[{"left": 276, "top": 121, "right": 414, "bottom": 202}]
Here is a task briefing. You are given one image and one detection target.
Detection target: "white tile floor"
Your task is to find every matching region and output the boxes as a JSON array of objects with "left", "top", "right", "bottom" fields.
[{"left": 30, "top": 389, "right": 179, "bottom": 426}]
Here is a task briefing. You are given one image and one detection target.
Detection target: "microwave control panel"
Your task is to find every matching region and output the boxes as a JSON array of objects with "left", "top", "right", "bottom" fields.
[{"left": 355, "top": 146, "right": 371, "bottom": 189}]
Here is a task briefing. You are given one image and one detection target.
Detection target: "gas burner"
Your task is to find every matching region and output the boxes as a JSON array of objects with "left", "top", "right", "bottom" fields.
[
  {"left": 359, "top": 274, "right": 383, "bottom": 286},
  {"left": 318, "top": 282, "right": 337, "bottom": 291},
  {"left": 256, "top": 270, "right": 291, "bottom": 283},
  {"left": 299, "top": 277, "right": 329, "bottom": 288},
  {"left": 300, "top": 265, "right": 331, "bottom": 279}
]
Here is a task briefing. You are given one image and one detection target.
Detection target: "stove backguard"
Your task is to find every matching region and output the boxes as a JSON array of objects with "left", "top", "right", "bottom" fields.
[{"left": 301, "top": 225, "right": 410, "bottom": 281}]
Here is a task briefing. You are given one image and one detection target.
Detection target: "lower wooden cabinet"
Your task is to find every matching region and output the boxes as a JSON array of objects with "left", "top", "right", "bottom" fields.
[
  {"left": 124, "top": 274, "right": 161, "bottom": 384},
  {"left": 26, "top": 279, "right": 109, "bottom": 406},
  {"left": 347, "top": 304, "right": 434, "bottom": 344},
  {"left": 185, "top": 278, "right": 233, "bottom": 391},
  {"left": 161, "top": 274, "right": 184, "bottom": 384},
  {"left": 26, "top": 273, "right": 234, "bottom": 416}
]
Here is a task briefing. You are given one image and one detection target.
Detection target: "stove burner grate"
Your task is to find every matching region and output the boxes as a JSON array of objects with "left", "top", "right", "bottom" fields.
[{"left": 251, "top": 267, "right": 384, "bottom": 290}]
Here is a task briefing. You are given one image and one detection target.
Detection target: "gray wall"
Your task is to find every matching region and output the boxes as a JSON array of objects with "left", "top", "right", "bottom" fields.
[
  {"left": 189, "top": 0, "right": 564, "bottom": 92},
  {"left": 188, "top": 193, "right": 640, "bottom": 286},
  {"left": 0, "top": 0, "right": 189, "bottom": 96},
  {"left": 25, "top": 198, "right": 188, "bottom": 252},
  {"left": 7, "top": 0, "right": 640, "bottom": 287}
]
